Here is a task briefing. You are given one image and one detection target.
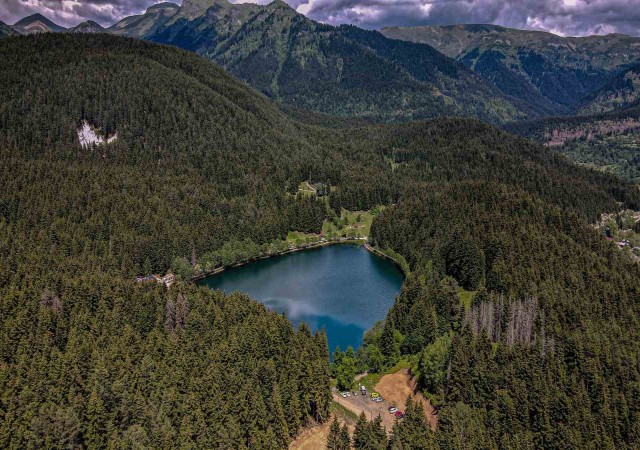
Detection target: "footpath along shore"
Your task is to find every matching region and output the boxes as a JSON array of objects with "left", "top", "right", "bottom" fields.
[{"left": 191, "top": 238, "right": 407, "bottom": 282}]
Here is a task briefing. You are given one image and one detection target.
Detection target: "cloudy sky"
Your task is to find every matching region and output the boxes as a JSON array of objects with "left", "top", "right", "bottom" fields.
[{"left": 1, "top": 0, "right": 639, "bottom": 36}]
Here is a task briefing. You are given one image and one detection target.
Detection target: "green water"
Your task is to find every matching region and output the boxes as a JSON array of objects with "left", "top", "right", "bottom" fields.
[{"left": 199, "top": 245, "right": 404, "bottom": 352}]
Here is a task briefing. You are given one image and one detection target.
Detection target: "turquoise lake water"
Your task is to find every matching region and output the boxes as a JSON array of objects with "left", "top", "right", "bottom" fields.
[{"left": 198, "top": 245, "right": 404, "bottom": 352}]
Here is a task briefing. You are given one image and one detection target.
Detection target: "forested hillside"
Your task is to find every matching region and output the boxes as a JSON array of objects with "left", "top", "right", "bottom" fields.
[
  {"left": 370, "top": 183, "right": 640, "bottom": 448},
  {"left": 506, "top": 105, "right": 640, "bottom": 182},
  {"left": 381, "top": 24, "right": 640, "bottom": 117},
  {"left": 579, "top": 63, "right": 640, "bottom": 115},
  {"left": 0, "top": 33, "right": 337, "bottom": 449},
  {"left": 1, "top": 33, "right": 640, "bottom": 448}
]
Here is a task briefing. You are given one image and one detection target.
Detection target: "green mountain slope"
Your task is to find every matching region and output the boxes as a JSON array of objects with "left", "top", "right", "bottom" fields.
[
  {"left": 108, "top": 2, "right": 179, "bottom": 38},
  {"left": 140, "top": 0, "right": 527, "bottom": 123},
  {"left": 381, "top": 24, "right": 640, "bottom": 115},
  {"left": 579, "top": 63, "right": 640, "bottom": 115},
  {"left": 0, "top": 33, "right": 334, "bottom": 449},
  {"left": 1, "top": 33, "right": 640, "bottom": 448}
]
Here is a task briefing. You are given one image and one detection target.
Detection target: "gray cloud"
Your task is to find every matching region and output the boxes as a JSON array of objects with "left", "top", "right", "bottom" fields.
[
  {"left": 300, "top": 0, "right": 640, "bottom": 36},
  {"left": 1, "top": 0, "right": 639, "bottom": 36},
  {"left": 0, "top": 0, "right": 158, "bottom": 27}
]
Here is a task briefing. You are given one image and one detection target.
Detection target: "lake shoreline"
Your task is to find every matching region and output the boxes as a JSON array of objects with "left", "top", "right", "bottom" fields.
[{"left": 192, "top": 239, "right": 406, "bottom": 283}]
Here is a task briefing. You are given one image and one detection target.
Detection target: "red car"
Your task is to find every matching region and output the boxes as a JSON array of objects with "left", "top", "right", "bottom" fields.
[{"left": 394, "top": 411, "right": 404, "bottom": 419}]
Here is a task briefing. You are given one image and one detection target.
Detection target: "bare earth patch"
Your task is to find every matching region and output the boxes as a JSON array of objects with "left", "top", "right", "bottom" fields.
[
  {"left": 290, "top": 404, "right": 356, "bottom": 449},
  {"left": 375, "top": 368, "right": 438, "bottom": 429},
  {"left": 289, "top": 420, "right": 332, "bottom": 450}
]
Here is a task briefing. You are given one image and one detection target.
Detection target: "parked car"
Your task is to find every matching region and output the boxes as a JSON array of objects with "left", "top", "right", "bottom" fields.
[
  {"left": 374, "top": 397, "right": 383, "bottom": 403},
  {"left": 388, "top": 407, "right": 398, "bottom": 414},
  {"left": 371, "top": 392, "right": 379, "bottom": 398},
  {"left": 340, "top": 392, "right": 348, "bottom": 398},
  {"left": 394, "top": 411, "right": 404, "bottom": 419}
]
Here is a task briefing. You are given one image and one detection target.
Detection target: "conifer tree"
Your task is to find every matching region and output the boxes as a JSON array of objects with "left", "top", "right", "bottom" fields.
[
  {"left": 327, "top": 417, "right": 342, "bottom": 450},
  {"left": 380, "top": 319, "right": 397, "bottom": 365},
  {"left": 339, "top": 423, "right": 351, "bottom": 450},
  {"left": 353, "top": 412, "right": 370, "bottom": 449},
  {"left": 84, "top": 389, "right": 108, "bottom": 449}
]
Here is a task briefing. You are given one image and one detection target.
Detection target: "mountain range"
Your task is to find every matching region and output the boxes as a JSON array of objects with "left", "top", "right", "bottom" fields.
[
  {"left": 381, "top": 24, "right": 640, "bottom": 117},
  {"left": 0, "top": 2, "right": 545, "bottom": 123},
  {"left": 7, "top": 5, "right": 640, "bottom": 123}
]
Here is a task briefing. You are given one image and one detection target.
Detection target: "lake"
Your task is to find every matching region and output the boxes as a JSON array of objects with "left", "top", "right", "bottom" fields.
[{"left": 198, "top": 244, "right": 404, "bottom": 352}]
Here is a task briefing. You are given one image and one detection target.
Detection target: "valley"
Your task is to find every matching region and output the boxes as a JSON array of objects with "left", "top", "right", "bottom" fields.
[{"left": 0, "top": 6, "right": 640, "bottom": 450}]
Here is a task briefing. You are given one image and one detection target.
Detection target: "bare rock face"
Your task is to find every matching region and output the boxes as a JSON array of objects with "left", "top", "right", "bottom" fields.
[{"left": 77, "top": 121, "right": 117, "bottom": 148}]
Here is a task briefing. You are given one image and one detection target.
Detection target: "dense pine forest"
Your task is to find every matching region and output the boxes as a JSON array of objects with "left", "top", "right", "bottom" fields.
[
  {"left": 1, "top": 33, "right": 640, "bottom": 448},
  {"left": 370, "top": 183, "right": 640, "bottom": 448}
]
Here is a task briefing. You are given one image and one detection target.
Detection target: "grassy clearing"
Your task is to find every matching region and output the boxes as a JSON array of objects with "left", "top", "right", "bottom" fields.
[
  {"left": 323, "top": 209, "right": 375, "bottom": 239},
  {"left": 330, "top": 400, "right": 359, "bottom": 422},
  {"left": 358, "top": 359, "right": 411, "bottom": 393},
  {"left": 457, "top": 288, "right": 476, "bottom": 311},
  {"left": 297, "top": 181, "right": 317, "bottom": 197}
]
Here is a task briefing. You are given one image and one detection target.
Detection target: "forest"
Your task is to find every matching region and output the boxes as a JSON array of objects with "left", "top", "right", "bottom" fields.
[{"left": 0, "top": 33, "right": 639, "bottom": 448}]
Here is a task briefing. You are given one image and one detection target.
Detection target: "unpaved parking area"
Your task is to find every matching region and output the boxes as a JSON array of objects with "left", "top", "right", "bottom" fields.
[
  {"left": 332, "top": 390, "right": 398, "bottom": 431},
  {"left": 375, "top": 368, "right": 437, "bottom": 429},
  {"left": 292, "top": 369, "right": 437, "bottom": 447}
]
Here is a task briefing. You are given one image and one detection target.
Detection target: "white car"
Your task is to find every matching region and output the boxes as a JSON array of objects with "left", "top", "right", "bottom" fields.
[
  {"left": 388, "top": 407, "right": 397, "bottom": 414},
  {"left": 340, "top": 392, "right": 348, "bottom": 398}
]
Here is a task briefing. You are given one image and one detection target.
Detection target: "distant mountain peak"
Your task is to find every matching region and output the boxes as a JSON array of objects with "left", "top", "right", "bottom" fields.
[
  {"left": 267, "top": 0, "right": 294, "bottom": 10},
  {"left": 69, "top": 20, "right": 105, "bottom": 33},
  {"left": 0, "top": 20, "right": 18, "bottom": 38},
  {"left": 13, "top": 13, "right": 66, "bottom": 33},
  {"left": 14, "top": 13, "right": 49, "bottom": 25}
]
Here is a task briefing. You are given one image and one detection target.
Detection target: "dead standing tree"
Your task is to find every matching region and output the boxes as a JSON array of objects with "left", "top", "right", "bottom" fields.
[{"left": 466, "top": 295, "right": 538, "bottom": 347}]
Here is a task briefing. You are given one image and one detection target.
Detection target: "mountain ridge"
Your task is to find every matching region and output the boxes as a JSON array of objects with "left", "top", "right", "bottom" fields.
[
  {"left": 381, "top": 23, "right": 640, "bottom": 115},
  {"left": 143, "top": 1, "right": 528, "bottom": 123},
  {"left": 4, "top": 7, "right": 529, "bottom": 123}
]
